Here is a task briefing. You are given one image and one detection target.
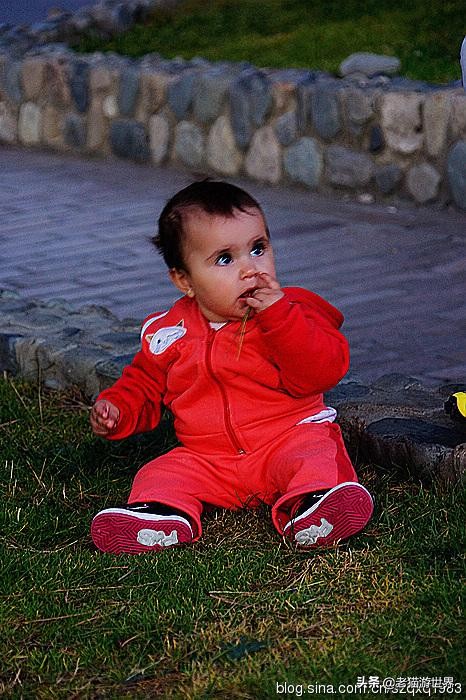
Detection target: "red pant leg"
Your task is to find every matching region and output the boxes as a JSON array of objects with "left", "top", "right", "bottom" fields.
[
  {"left": 266, "top": 422, "right": 357, "bottom": 533},
  {"left": 128, "top": 446, "right": 248, "bottom": 539}
]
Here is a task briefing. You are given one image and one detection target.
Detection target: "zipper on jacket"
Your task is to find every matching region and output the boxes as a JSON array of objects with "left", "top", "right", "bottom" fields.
[{"left": 206, "top": 330, "right": 246, "bottom": 455}]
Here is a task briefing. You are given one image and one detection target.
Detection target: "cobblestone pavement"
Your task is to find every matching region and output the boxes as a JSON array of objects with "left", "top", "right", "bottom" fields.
[
  {"left": 1, "top": 146, "right": 465, "bottom": 385},
  {"left": 0, "top": 0, "right": 90, "bottom": 24}
]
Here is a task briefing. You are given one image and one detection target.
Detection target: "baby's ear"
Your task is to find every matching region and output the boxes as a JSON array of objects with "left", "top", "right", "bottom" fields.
[{"left": 169, "top": 268, "right": 194, "bottom": 297}]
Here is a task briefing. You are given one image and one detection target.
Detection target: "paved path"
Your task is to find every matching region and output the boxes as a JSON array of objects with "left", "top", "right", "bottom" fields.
[
  {"left": 1, "top": 146, "right": 465, "bottom": 386},
  {"left": 0, "top": 1, "right": 91, "bottom": 25}
]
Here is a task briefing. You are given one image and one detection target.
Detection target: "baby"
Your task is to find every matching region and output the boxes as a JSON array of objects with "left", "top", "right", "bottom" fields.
[{"left": 90, "top": 180, "right": 373, "bottom": 554}]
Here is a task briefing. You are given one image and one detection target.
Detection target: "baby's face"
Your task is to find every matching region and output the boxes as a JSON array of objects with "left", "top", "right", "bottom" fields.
[{"left": 172, "top": 208, "right": 278, "bottom": 323}]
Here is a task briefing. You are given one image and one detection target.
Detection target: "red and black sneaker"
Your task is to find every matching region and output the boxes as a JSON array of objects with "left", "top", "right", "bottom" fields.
[
  {"left": 283, "top": 482, "right": 373, "bottom": 548},
  {"left": 91, "top": 503, "right": 193, "bottom": 554}
]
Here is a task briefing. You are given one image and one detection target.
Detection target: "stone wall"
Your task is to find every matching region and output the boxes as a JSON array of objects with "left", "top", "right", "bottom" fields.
[
  {"left": 1, "top": 4, "right": 464, "bottom": 483},
  {"left": 0, "top": 2, "right": 465, "bottom": 208}
]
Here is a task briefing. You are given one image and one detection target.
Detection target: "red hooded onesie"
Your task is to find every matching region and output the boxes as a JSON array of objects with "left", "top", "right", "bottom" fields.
[{"left": 97, "top": 287, "right": 357, "bottom": 538}]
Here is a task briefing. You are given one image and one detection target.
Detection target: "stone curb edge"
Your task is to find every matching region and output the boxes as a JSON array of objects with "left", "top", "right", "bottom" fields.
[{"left": 1, "top": 290, "right": 464, "bottom": 484}]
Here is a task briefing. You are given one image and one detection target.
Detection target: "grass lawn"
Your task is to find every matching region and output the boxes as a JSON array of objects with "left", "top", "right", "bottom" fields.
[
  {"left": 0, "top": 377, "right": 464, "bottom": 698},
  {"left": 74, "top": 0, "right": 465, "bottom": 84}
]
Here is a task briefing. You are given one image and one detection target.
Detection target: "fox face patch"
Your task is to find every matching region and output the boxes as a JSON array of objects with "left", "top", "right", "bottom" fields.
[{"left": 147, "top": 325, "right": 186, "bottom": 355}]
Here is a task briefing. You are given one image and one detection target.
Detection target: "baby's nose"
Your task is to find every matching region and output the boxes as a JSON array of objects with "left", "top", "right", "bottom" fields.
[
  {"left": 239, "top": 256, "right": 259, "bottom": 278},
  {"left": 240, "top": 266, "right": 257, "bottom": 279}
]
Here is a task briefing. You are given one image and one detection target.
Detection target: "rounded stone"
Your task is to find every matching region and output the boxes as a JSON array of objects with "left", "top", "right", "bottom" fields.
[
  {"left": 42, "top": 105, "right": 65, "bottom": 147},
  {"left": 296, "top": 74, "right": 318, "bottom": 132},
  {"left": 45, "top": 60, "right": 71, "bottom": 109},
  {"left": 230, "top": 68, "right": 273, "bottom": 149},
  {"left": 447, "top": 141, "right": 466, "bottom": 210},
  {"left": 149, "top": 113, "right": 170, "bottom": 165},
  {"left": 90, "top": 66, "right": 113, "bottom": 94},
  {"left": 71, "top": 60, "right": 90, "bottom": 113},
  {"left": 113, "top": 4, "right": 134, "bottom": 32},
  {"left": 18, "top": 102, "right": 41, "bottom": 145},
  {"left": 272, "top": 80, "right": 297, "bottom": 114},
  {"left": 274, "top": 110, "right": 298, "bottom": 147},
  {"left": 193, "top": 70, "right": 229, "bottom": 124},
  {"left": 344, "top": 87, "right": 374, "bottom": 125},
  {"left": 375, "top": 164, "right": 403, "bottom": 194},
  {"left": 89, "top": 5, "right": 120, "bottom": 34},
  {"left": 284, "top": 137, "right": 322, "bottom": 188},
  {"left": 311, "top": 87, "right": 341, "bottom": 141},
  {"left": 103, "top": 95, "right": 118, "bottom": 118},
  {"left": 136, "top": 71, "right": 169, "bottom": 120},
  {"left": 325, "top": 145, "right": 374, "bottom": 188},
  {"left": 450, "top": 95, "right": 466, "bottom": 139},
  {"left": 21, "top": 58, "right": 45, "bottom": 101},
  {"left": 369, "top": 124, "right": 384, "bottom": 153},
  {"left": 64, "top": 113, "right": 86, "bottom": 149},
  {"left": 86, "top": 99, "right": 107, "bottom": 152},
  {"left": 381, "top": 93, "right": 424, "bottom": 155},
  {"left": 168, "top": 72, "right": 197, "bottom": 120},
  {"left": 339, "top": 52, "right": 401, "bottom": 78},
  {"left": 174, "top": 121, "right": 205, "bottom": 169},
  {"left": 406, "top": 163, "right": 441, "bottom": 204},
  {"left": 207, "top": 116, "right": 242, "bottom": 176},
  {"left": 110, "top": 119, "right": 150, "bottom": 163},
  {"left": 367, "top": 417, "right": 464, "bottom": 448},
  {"left": 69, "top": 13, "right": 92, "bottom": 33},
  {"left": 0, "top": 102, "right": 17, "bottom": 143},
  {"left": 118, "top": 66, "right": 140, "bottom": 118},
  {"left": 5, "top": 60, "right": 23, "bottom": 104},
  {"left": 424, "top": 92, "right": 451, "bottom": 158},
  {"left": 245, "top": 126, "right": 281, "bottom": 184}
]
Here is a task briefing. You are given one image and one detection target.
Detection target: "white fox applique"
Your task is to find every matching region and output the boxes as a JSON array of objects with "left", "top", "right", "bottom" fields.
[{"left": 146, "top": 322, "right": 186, "bottom": 355}]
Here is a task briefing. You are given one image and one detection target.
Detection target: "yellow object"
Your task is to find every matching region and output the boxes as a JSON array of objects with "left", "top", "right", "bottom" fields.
[
  {"left": 452, "top": 392, "right": 466, "bottom": 418},
  {"left": 445, "top": 391, "right": 466, "bottom": 423}
]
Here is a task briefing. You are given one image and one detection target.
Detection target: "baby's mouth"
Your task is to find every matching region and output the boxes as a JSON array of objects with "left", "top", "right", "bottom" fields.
[{"left": 238, "top": 287, "right": 258, "bottom": 299}]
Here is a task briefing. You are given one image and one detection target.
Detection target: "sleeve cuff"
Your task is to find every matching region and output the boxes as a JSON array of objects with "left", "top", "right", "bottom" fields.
[{"left": 255, "top": 296, "right": 292, "bottom": 332}]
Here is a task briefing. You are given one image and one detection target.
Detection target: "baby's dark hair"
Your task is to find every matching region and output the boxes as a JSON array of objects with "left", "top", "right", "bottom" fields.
[{"left": 153, "top": 179, "right": 268, "bottom": 270}]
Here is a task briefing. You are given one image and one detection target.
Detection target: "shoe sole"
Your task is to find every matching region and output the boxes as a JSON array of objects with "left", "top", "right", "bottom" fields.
[
  {"left": 91, "top": 508, "right": 193, "bottom": 554},
  {"left": 283, "top": 482, "right": 373, "bottom": 548}
]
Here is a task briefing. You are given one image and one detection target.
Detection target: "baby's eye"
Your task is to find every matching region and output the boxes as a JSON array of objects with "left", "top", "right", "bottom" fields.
[
  {"left": 215, "top": 252, "right": 233, "bottom": 266},
  {"left": 250, "top": 240, "right": 266, "bottom": 257}
]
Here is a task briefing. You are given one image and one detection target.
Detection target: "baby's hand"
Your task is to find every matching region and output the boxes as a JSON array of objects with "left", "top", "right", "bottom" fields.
[
  {"left": 90, "top": 399, "right": 120, "bottom": 436},
  {"left": 246, "top": 271, "right": 284, "bottom": 313}
]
